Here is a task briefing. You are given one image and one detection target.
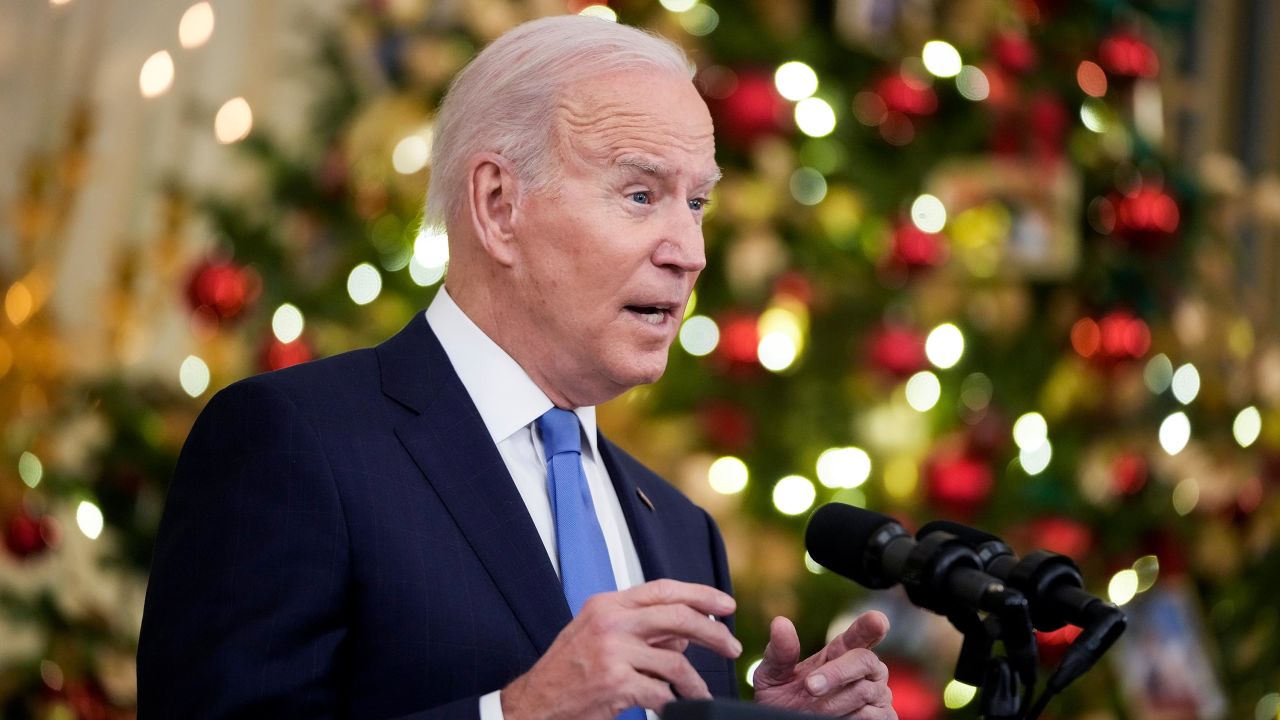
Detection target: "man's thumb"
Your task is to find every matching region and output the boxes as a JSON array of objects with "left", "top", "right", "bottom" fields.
[{"left": 754, "top": 616, "right": 801, "bottom": 685}]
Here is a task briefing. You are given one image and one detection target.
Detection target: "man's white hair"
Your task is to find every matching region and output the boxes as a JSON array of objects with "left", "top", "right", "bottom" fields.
[{"left": 424, "top": 15, "right": 692, "bottom": 232}]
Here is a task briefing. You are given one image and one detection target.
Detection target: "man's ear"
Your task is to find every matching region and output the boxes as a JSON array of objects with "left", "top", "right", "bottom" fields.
[{"left": 466, "top": 152, "right": 521, "bottom": 267}]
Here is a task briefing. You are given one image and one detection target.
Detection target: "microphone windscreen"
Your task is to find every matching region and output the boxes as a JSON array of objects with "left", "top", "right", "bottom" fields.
[
  {"left": 804, "top": 503, "right": 899, "bottom": 586},
  {"left": 917, "top": 519, "right": 1002, "bottom": 545}
]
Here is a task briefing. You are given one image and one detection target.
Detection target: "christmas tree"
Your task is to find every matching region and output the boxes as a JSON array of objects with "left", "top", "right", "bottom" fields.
[{"left": 4, "top": 1, "right": 1278, "bottom": 718}]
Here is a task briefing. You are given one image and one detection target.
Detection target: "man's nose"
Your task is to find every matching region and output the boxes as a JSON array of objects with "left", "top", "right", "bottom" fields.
[{"left": 652, "top": 204, "right": 707, "bottom": 273}]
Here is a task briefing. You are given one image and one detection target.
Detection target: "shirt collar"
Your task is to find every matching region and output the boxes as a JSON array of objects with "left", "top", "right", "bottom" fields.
[{"left": 424, "top": 286, "right": 600, "bottom": 458}]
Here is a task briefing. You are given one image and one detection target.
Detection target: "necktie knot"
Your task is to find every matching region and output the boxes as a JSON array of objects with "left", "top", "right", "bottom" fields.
[{"left": 537, "top": 407, "right": 582, "bottom": 458}]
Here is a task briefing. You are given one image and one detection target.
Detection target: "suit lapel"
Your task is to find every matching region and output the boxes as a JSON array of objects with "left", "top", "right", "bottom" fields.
[
  {"left": 598, "top": 437, "right": 673, "bottom": 584},
  {"left": 378, "top": 313, "right": 571, "bottom": 655}
]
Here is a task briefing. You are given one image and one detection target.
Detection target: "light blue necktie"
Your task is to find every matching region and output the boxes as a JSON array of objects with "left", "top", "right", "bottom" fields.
[{"left": 538, "top": 408, "right": 646, "bottom": 720}]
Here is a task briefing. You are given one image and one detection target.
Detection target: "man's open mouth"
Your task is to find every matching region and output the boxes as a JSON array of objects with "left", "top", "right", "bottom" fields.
[{"left": 625, "top": 305, "right": 673, "bottom": 326}]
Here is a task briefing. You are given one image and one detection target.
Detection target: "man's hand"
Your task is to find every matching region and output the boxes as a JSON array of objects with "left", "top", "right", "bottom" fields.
[
  {"left": 501, "top": 579, "right": 742, "bottom": 720},
  {"left": 752, "top": 612, "right": 896, "bottom": 719}
]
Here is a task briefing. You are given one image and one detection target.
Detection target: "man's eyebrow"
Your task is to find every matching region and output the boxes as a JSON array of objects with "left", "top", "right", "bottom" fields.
[
  {"left": 616, "top": 156, "right": 724, "bottom": 187},
  {"left": 616, "top": 156, "right": 668, "bottom": 176}
]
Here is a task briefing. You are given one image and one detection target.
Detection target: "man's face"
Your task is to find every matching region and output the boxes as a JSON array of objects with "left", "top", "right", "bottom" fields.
[{"left": 507, "top": 70, "right": 719, "bottom": 407}]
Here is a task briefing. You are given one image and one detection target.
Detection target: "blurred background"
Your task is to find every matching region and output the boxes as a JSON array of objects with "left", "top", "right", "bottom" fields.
[{"left": 3, "top": 0, "right": 1279, "bottom": 717}]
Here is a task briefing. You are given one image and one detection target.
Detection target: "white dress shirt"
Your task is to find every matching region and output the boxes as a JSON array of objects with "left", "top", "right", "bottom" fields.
[{"left": 424, "top": 288, "right": 653, "bottom": 720}]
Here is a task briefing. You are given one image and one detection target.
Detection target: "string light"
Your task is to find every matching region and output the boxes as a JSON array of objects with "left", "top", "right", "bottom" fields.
[
  {"left": 1076, "top": 60, "right": 1107, "bottom": 97},
  {"left": 214, "top": 97, "right": 253, "bottom": 144},
  {"left": 76, "top": 500, "right": 104, "bottom": 540},
  {"left": 921, "top": 40, "right": 962, "bottom": 78},
  {"left": 795, "top": 97, "right": 836, "bottom": 137},
  {"left": 1170, "top": 363, "right": 1200, "bottom": 404},
  {"left": 1158, "top": 411, "right": 1190, "bottom": 455},
  {"left": 905, "top": 371, "right": 941, "bottom": 411},
  {"left": 708, "top": 456, "right": 748, "bottom": 494},
  {"left": 910, "top": 194, "right": 947, "bottom": 233},
  {"left": 1133, "top": 555, "right": 1160, "bottom": 592},
  {"left": 1012, "top": 412, "right": 1048, "bottom": 450},
  {"left": 925, "top": 323, "right": 964, "bottom": 369},
  {"left": 347, "top": 263, "right": 382, "bottom": 305},
  {"left": 679, "top": 315, "right": 720, "bottom": 356},
  {"left": 1144, "top": 354, "right": 1173, "bottom": 393},
  {"left": 5, "top": 281, "right": 33, "bottom": 325},
  {"left": 789, "top": 168, "right": 827, "bottom": 205},
  {"left": 18, "top": 451, "right": 43, "bottom": 488},
  {"left": 772, "top": 475, "right": 816, "bottom": 515},
  {"left": 578, "top": 5, "right": 617, "bottom": 21},
  {"left": 139, "top": 51, "right": 175, "bottom": 98},
  {"left": 1172, "top": 477, "right": 1199, "bottom": 515},
  {"left": 1107, "top": 569, "right": 1138, "bottom": 605},
  {"left": 1233, "top": 406, "right": 1261, "bottom": 448},
  {"left": 758, "top": 332, "right": 798, "bottom": 372},
  {"left": 775, "top": 61, "right": 819, "bottom": 101},
  {"left": 179, "top": 2, "right": 215, "bottom": 49},
  {"left": 179, "top": 355, "right": 211, "bottom": 397},
  {"left": 1020, "top": 439, "right": 1052, "bottom": 475},
  {"left": 409, "top": 257, "right": 446, "bottom": 287},
  {"left": 943, "top": 680, "right": 978, "bottom": 709},
  {"left": 413, "top": 228, "right": 449, "bottom": 269},
  {"left": 816, "top": 447, "right": 871, "bottom": 489},
  {"left": 745, "top": 658, "right": 763, "bottom": 688},
  {"left": 678, "top": 4, "right": 719, "bottom": 35},
  {"left": 272, "top": 303, "right": 305, "bottom": 343},
  {"left": 955, "top": 65, "right": 989, "bottom": 101},
  {"left": 659, "top": 0, "right": 699, "bottom": 11},
  {"left": 392, "top": 130, "right": 432, "bottom": 174},
  {"left": 1080, "top": 100, "right": 1108, "bottom": 133},
  {"left": 804, "top": 552, "right": 826, "bottom": 574}
]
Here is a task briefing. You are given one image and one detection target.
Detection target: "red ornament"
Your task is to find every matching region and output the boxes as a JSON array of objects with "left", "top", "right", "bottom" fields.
[
  {"left": 1071, "top": 311, "right": 1149, "bottom": 363},
  {"left": 772, "top": 272, "right": 813, "bottom": 307},
  {"left": 868, "top": 324, "right": 927, "bottom": 379},
  {"left": 186, "top": 259, "right": 261, "bottom": 323},
  {"left": 873, "top": 73, "right": 937, "bottom": 117},
  {"left": 698, "top": 401, "right": 754, "bottom": 452},
  {"left": 884, "top": 662, "right": 942, "bottom": 720},
  {"left": 260, "top": 335, "right": 314, "bottom": 372},
  {"left": 1111, "top": 452, "right": 1148, "bottom": 495},
  {"left": 715, "top": 313, "right": 761, "bottom": 368},
  {"left": 711, "top": 71, "right": 788, "bottom": 146},
  {"left": 4, "top": 510, "right": 58, "bottom": 559},
  {"left": 1024, "top": 516, "right": 1094, "bottom": 558},
  {"left": 1027, "top": 93, "right": 1068, "bottom": 159},
  {"left": 1106, "top": 186, "right": 1180, "bottom": 252},
  {"left": 991, "top": 32, "right": 1038, "bottom": 75},
  {"left": 965, "top": 410, "right": 1011, "bottom": 459},
  {"left": 888, "top": 221, "right": 947, "bottom": 272},
  {"left": 1098, "top": 30, "right": 1160, "bottom": 78},
  {"left": 925, "top": 450, "right": 994, "bottom": 516}
]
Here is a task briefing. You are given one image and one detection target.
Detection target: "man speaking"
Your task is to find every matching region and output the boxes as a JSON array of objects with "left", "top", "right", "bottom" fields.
[{"left": 137, "top": 14, "right": 896, "bottom": 720}]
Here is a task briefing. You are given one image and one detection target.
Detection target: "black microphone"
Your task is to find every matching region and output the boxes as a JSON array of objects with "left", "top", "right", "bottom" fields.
[
  {"left": 805, "top": 503, "right": 1023, "bottom": 616},
  {"left": 917, "top": 520, "right": 1127, "bottom": 696},
  {"left": 917, "top": 521, "right": 1124, "bottom": 633}
]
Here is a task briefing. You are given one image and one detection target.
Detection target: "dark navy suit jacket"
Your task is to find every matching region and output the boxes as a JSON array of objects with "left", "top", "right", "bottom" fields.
[{"left": 137, "top": 312, "right": 737, "bottom": 718}]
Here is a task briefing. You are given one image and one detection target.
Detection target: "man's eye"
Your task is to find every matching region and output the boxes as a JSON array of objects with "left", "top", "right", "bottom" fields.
[
  {"left": 688, "top": 197, "right": 710, "bottom": 211},
  {"left": 629, "top": 191, "right": 651, "bottom": 205}
]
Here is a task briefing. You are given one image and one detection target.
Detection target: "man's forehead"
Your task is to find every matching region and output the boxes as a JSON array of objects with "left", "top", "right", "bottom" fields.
[{"left": 554, "top": 72, "right": 716, "bottom": 170}]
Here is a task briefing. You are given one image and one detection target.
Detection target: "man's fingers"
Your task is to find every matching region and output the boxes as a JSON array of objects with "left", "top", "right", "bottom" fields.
[
  {"left": 621, "top": 579, "right": 735, "bottom": 616},
  {"left": 752, "top": 616, "right": 802, "bottom": 686},
  {"left": 623, "top": 672, "right": 678, "bottom": 712},
  {"left": 831, "top": 610, "right": 890, "bottom": 654},
  {"left": 624, "top": 605, "right": 740, "bottom": 658},
  {"left": 800, "top": 648, "right": 888, "bottom": 699},
  {"left": 630, "top": 644, "right": 711, "bottom": 701}
]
